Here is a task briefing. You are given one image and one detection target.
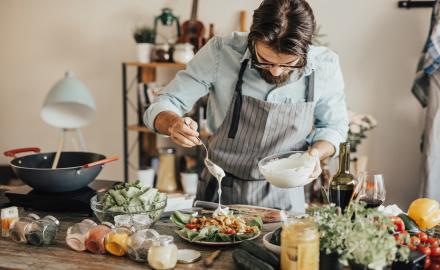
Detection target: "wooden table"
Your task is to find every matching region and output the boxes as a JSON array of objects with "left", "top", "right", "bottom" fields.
[{"left": 0, "top": 210, "right": 279, "bottom": 270}]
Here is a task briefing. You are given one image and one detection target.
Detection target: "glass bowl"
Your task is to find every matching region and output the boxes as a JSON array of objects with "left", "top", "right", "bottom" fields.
[
  {"left": 258, "top": 151, "right": 315, "bottom": 188},
  {"left": 90, "top": 194, "right": 167, "bottom": 228}
]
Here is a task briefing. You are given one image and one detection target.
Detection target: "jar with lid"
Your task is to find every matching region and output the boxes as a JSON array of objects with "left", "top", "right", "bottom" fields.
[
  {"left": 104, "top": 226, "right": 133, "bottom": 256},
  {"left": 172, "top": 43, "right": 195, "bottom": 64},
  {"left": 9, "top": 213, "right": 40, "bottom": 243},
  {"left": 156, "top": 148, "right": 177, "bottom": 192},
  {"left": 85, "top": 222, "right": 114, "bottom": 254},
  {"left": 126, "top": 229, "right": 159, "bottom": 262},
  {"left": 25, "top": 215, "right": 60, "bottom": 246},
  {"left": 154, "top": 43, "right": 171, "bottom": 62},
  {"left": 281, "top": 216, "right": 319, "bottom": 270},
  {"left": 148, "top": 235, "right": 178, "bottom": 270},
  {"left": 66, "top": 219, "right": 97, "bottom": 251}
]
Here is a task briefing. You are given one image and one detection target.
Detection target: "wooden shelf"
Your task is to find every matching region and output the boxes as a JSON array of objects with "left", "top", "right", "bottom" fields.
[{"left": 124, "top": 62, "right": 186, "bottom": 69}]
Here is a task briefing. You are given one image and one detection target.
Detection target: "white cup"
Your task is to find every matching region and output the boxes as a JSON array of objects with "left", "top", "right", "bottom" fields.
[
  {"left": 137, "top": 168, "right": 155, "bottom": 187},
  {"left": 180, "top": 173, "right": 198, "bottom": 195}
]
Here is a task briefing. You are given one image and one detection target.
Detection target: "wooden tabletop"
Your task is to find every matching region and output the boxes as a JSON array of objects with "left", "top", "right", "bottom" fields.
[{"left": 0, "top": 210, "right": 279, "bottom": 270}]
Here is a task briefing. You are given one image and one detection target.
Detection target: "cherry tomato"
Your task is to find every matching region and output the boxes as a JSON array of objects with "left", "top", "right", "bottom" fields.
[
  {"left": 425, "top": 256, "right": 431, "bottom": 269},
  {"left": 185, "top": 223, "right": 197, "bottom": 230},
  {"left": 430, "top": 262, "right": 440, "bottom": 270},
  {"left": 390, "top": 217, "right": 405, "bottom": 232},
  {"left": 420, "top": 245, "right": 432, "bottom": 256},
  {"left": 226, "top": 229, "right": 236, "bottom": 235},
  {"left": 428, "top": 238, "right": 439, "bottom": 247},
  {"left": 417, "top": 232, "right": 429, "bottom": 243},
  {"left": 432, "top": 246, "right": 440, "bottom": 257},
  {"left": 411, "top": 236, "right": 421, "bottom": 246},
  {"left": 408, "top": 243, "right": 417, "bottom": 250}
]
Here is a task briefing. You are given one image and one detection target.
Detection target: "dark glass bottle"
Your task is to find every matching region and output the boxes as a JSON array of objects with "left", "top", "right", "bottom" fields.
[{"left": 329, "top": 142, "right": 356, "bottom": 212}]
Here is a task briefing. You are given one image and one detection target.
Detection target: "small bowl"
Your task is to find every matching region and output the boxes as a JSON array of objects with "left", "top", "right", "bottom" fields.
[
  {"left": 90, "top": 194, "right": 167, "bottom": 227},
  {"left": 258, "top": 151, "right": 315, "bottom": 188},
  {"left": 262, "top": 232, "right": 281, "bottom": 255}
]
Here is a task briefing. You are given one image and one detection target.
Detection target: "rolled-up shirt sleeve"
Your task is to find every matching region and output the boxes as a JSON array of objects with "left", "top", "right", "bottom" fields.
[
  {"left": 306, "top": 51, "right": 349, "bottom": 156},
  {"left": 144, "top": 37, "right": 220, "bottom": 131}
]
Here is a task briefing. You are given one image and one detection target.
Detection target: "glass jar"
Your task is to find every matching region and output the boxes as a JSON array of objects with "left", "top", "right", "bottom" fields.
[
  {"left": 9, "top": 213, "right": 40, "bottom": 243},
  {"left": 104, "top": 226, "right": 133, "bottom": 256},
  {"left": 1, "top": 206, "right": 19, "bottom": 237},
  {"left": 172, "top": 43, "right": 195, "bottom": 64},
  {"left": 154, "top": 43, "right": 171, "bottom": 62},
  {"left": 66, "top": 219, "right": 97, "bottom": 251},
  {"left": 25, "top": 215, "right": 60, "bottom": 246},
  {"left": 85, "top": 222, "right": 114, "bottom": 254},
  {"left": 281, "top": 216, "right": 319, "bottom": 270},
  {"left": 132, "top": 214, "right": 153, "bottom": 231},
  {"left": 126, "top": 229, "right": 159, "bottom": 262},
  {"left": 148, "top": 235, "right": 178, "bottom": 270},
  {"left": 156, "top": 148, "right": 177, "bottom": 192},
  {"left": 114, "top": 214, "right": 132, "bottom": 228}
]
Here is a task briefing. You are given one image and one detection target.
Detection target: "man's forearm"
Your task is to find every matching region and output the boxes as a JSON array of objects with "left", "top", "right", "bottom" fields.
[
  {"left": 311, "top": 140, "right": 336, "bottom": 160},
  {"left": 154, "top": 111, "right": 181, "bottom": 135}
]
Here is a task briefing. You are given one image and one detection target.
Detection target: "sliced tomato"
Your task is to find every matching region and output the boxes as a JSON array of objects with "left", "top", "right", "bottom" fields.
[
  {"left": 185, "top": 223, "right": 198, "bottom": 230},
  {"left": 417, "top": 232, "right": 429, "bottom": 243},
  {"left": 225, "top": 229, "right": 236, "bottom": 235}
]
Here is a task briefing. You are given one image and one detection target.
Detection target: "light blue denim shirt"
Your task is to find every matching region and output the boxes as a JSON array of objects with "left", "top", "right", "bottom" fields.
[{"left": 145, "top": 32, "right": 348, "bottom": 155}]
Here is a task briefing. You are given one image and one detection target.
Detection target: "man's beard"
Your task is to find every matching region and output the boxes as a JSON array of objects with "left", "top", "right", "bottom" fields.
[{"left": 254, "top": 66, "right": 293, "bottom": 85}]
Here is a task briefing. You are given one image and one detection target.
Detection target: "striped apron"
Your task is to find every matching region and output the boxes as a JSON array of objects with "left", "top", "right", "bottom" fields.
[{"left": 196, "top": 59, "right": 315, "bottom": 212}]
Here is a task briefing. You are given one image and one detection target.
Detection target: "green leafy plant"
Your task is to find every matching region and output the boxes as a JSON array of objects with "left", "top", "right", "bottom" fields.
[
  {"left": 308, "top": 202, "right": 410, "bottom": 269},
  {"left": 133, "top": 26, "right": 156, "bottom": 43}
]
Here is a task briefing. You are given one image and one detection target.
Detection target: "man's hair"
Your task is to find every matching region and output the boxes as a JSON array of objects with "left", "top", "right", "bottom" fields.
[{"left": 248, "top": 0, "right": 316, "bottom": 68}]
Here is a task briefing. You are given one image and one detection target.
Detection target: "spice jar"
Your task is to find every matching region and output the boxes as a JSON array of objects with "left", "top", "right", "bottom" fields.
[
  {"left": 66, "top": 219, "right": 97, "bottom": 251},
  {"left": 156, "top": 148, "right": 177, "bottom": 192},
  {"left": 148, "top": 235, "right": 178, "bottom": 270},
  {"left": 25, "top": 215, "right": 60, "bottom": 246},
  {"left": 114, "top": 214, "right": 132, "bottom": 228},
  {"left": 1, "top": 206, "right": 19, "bottom": 238},
  {"left": 9, "top": 213, "right": 40, "bottom": 243},
  {"left": 126, "top": 229, "right": 159, "bottom": 262},
  {"left": 132, "top": 214, "right": 152, "bottom": 231},
  {"left": 85, "top": 222, "right": 114, "bottom": 254},
  {"left": 105, "top": 226, "right": 133, "bottom": 256},
  {"left": 281, "top": 216, "right": 319, "bottom": 270}
]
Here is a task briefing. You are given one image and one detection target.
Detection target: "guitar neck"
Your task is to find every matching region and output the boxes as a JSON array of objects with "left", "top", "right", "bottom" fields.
[{"left": 190, "top": 0, "right": 199, "bottom": 21}]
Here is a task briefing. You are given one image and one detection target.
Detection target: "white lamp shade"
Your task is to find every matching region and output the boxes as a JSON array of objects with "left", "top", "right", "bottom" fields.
[{"left": 41, "top": 71, "right": 96, "bottom": 128}]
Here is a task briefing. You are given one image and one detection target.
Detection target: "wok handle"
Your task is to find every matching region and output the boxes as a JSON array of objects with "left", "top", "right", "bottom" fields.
[
  {"left": 83, "top": 157, "right": 119, "bottom": 168},
  {"left": 4, "top": 147, "right": 41, "bottom": 158}
]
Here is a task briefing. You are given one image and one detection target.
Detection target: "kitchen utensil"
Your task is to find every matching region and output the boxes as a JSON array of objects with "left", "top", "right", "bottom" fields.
[
  {"left": 203, "top": 249, "right": 222, "bottom": 267},
  {"left": 4, "top": 147, "right": 117, "bottom": 192},
  {"left": 258, "top": 151, "right": 315, "bottom": 188},
  {"left": 262, "top": 232, "right": 281, "bottom": 255}
]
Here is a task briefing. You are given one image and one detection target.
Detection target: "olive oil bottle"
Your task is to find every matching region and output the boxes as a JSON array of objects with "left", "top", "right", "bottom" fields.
[{"left": 329, "top": 142, "right": 356, "bottom": 212}]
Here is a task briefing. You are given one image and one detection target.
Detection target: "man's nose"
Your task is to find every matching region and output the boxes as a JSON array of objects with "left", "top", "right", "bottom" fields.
[{"left": 269, "top": 66, "right": 284, "bottom": 77}]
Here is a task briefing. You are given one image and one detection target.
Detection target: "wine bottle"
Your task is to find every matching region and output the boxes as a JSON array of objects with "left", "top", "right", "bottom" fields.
[{"left": 329, "top": 142, "right": 356, "bottom": 212}]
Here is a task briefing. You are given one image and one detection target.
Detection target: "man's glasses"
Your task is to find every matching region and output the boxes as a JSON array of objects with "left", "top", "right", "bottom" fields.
[{"left": 251, "top": 46, "right": 303, "bottom": 71}]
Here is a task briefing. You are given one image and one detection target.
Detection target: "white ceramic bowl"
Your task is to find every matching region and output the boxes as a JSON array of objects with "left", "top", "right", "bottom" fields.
[
  {"left": 262, "top": 232, "right": 281, "bottom": 255},
  {"left": 258, "top": 151, "right": 315, "bottom": 188}
]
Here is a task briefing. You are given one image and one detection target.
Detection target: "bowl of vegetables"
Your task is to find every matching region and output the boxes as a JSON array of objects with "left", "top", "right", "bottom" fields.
[{"left": 90, "top": 181, "right": 167, "bottom": 227}]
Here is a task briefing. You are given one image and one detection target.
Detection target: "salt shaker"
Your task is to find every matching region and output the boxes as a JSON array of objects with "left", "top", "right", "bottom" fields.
[
  {"left": 25, "top": 215, "right": 60, "bottom": 246},
  {"left": 9, "top": 213, "right": 40, "bottom": 243},
  {"left": 66, "top": 219, "right": 97, "bottom": 251},
  {"left": 148, "top": 235, "right": 178, "bottom": 270}
]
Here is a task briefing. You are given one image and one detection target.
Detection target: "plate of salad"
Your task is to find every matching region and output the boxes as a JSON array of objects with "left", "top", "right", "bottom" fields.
[{"left": 170, "top": 211, "right": 262, "bottom": 245}]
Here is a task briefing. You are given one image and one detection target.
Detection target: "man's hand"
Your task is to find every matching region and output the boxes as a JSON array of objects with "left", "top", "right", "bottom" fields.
[
  {"left": 308, "top": 148, "right": 322, "bottom": 179},
  {"left": 168, "top": 117, "right": 201, "bottom": 148}
]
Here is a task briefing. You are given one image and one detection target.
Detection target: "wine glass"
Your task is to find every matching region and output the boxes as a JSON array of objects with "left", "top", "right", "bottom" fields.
[{"left": 356, "top": 172, "right": 386, "bottom": 208}]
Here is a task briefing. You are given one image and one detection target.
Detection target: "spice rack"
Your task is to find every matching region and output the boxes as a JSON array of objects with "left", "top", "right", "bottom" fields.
[{"left": 121, "top": 62, "right": 209, "bottom": 183}]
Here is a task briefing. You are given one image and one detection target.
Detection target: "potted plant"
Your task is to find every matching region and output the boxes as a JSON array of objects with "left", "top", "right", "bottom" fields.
[{"left": 133, "top": 25, "right": 156, "bottom": 63}]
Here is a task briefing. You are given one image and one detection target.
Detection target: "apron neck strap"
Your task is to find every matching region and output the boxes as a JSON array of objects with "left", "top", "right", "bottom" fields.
[
  {"left": 306, "top": 70, "right": 315, "bottom": 102},
  {"left": 234, "top": 59, "right": 249, "bottom": 95}
]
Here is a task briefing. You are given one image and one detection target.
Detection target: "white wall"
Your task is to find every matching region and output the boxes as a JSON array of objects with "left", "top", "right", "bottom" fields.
[{"left": 0, "top": 0, "right": 430, "bottom": 208}]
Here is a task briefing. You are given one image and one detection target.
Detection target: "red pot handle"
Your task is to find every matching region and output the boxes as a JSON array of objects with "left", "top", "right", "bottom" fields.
[
  {"left": 4, "top": 147, "right": 41, "bottom": 158},
  {"left": 83, "top": 157, "right": 119, "bottom": 168}
]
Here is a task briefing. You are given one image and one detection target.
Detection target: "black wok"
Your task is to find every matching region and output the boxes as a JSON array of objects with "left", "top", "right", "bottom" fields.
[{"left": 4, "top": 147, "right": 118, "bottom": 192}]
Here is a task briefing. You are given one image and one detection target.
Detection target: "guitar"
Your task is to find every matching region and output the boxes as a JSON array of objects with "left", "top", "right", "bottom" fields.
[{"left": 178, "top": 0, "right": 205, "bottom": 51}]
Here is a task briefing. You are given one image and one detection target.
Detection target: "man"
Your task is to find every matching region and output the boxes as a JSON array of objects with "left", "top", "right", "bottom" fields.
[{"left": 145, "top": 0, "right": 348, "bottom": 212}]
